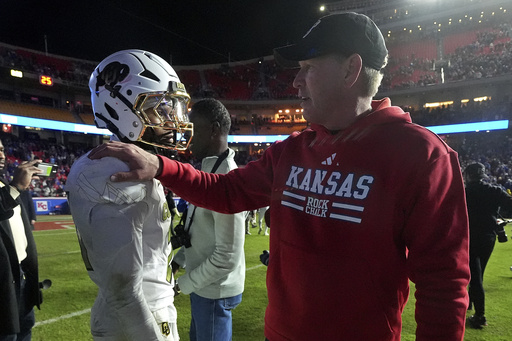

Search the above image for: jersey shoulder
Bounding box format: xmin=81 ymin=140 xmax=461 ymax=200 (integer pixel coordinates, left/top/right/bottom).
xmin=65 ymin=152 xmax=151 ymax=205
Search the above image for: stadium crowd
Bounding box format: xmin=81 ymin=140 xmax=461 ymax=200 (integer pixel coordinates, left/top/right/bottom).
xmin=0 ymin=44 xmax=95 ymax=90
xmin=1 ymin=21 xmax=511 ymax=103
xmin=1 ymin=98 xmax=512 ymax=200
xmin=381 ymin=24 xmax=512 ymax=91
xmin=410 ymin=98 xmax=512 ymax=127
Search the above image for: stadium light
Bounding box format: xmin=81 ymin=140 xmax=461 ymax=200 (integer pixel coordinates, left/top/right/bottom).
xmin=428 ymin=120 xmax=509 ymax=134
xmin=0 ymin=113 xmax=111 ymax=136
xmin=0 ymin=113 xmax=509 ymax=143
xmin=10 ymin=70 xmax=23 ymax=78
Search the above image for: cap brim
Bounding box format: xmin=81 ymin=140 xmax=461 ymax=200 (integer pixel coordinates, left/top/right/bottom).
xmin=274 ymin=42 xmax=338 ymax=69
xmin=273 ymin=45 xmax=303 ymax=69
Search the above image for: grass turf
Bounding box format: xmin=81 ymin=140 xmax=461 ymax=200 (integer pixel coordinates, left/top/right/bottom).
xmin=31 ymin=215 xmax=512 ymax=340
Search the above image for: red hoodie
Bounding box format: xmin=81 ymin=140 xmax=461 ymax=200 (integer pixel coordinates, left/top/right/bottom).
xmin=158 ymin=98 xmax=470 ymax=340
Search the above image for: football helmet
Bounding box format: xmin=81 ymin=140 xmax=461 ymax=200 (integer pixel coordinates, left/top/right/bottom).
xmin=89 ymin=49 xmax=193 ymax=150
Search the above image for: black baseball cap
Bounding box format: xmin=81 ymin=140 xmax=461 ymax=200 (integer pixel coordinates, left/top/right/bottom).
xmin=274 ymin=12 xmax=388 ymax=71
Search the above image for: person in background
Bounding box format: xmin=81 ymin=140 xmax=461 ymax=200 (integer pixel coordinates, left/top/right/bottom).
xmin=257 ymin=206 xmax=269 ymax=235
xmin=19 ymin=190 xmax=36 ymax=230
xmin=245 ymin=210 xmax=257 ymax=235
xmin=0 ymin=138 xmax=43 ymax=341
xmin=260 ymin=208 xmax=271 ymax=266
xmin=88 ymin=12 xmax=470 ymax=341
xmin=464 ymin=162 xmax=512 ymax=329
xmin=65 ymin=49 xmax=193 ymax=341
xmin=171 ymin=98 xmax=246 ymax=341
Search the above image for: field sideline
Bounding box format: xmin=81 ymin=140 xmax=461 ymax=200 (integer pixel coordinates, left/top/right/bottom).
xmin=31 ymin=215 xmax=512 ymax=340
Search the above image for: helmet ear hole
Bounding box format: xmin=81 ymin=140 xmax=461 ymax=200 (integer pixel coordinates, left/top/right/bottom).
xmin=104 ymin=103 xmax=119 ymax=120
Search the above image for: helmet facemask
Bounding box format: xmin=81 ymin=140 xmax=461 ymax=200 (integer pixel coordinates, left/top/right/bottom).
xmin=135 ymin=81 xmax=193 ymax=151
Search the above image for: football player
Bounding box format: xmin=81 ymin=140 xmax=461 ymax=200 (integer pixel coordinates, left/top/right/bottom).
xmin=66 ymin=49 xmax=192 ymax=340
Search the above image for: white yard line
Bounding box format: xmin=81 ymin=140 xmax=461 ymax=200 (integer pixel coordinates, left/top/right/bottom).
xmin=246 ymin=264 xmax=265 ymax=271
xmin=38 ymin=250 xmax=81 ymax=258
xmin=34 ymin=231 xmax=76 ymax=236
xmin=34 ymin=263 xmax=267 ymax=327
xmin=34 ymin=308 xmax=91 ymax=327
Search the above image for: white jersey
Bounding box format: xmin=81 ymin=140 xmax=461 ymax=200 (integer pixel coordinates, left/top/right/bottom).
xmin=66 ymin=152 xmax=178 ymax=341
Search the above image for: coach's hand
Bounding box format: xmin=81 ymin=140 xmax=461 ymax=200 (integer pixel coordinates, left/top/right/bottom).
xmin=88 ymin=141 xmax=162 ymax=182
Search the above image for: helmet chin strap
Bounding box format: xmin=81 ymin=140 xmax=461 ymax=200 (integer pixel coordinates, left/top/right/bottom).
xmin=134 ymin=127 xmax=173 ymax=155
xmin=132 ymin=140 xmax=158 ymax=153
xmin=132 ymin=140 xmax=176 ymax=158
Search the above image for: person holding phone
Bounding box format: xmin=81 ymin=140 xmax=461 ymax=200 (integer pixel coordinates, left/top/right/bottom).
xmin=0 ymin=138 xmax=44 ymax=341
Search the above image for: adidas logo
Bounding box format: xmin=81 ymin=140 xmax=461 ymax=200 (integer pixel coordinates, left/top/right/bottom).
xmin=321 ymin=153 xmax=337 ymax=166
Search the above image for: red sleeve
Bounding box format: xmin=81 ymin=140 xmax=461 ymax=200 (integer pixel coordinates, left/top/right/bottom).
xmin=156 ymin=149 xmax=275 ymax=213
xmin=404 ymin=151 xmax=470 ymax=340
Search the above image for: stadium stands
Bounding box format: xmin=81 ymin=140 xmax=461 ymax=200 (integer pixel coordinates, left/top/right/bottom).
xmin=1 ymin=0 xmax=512 ymax=198
xmin=0 ymin=100 xmax=76 ymax=122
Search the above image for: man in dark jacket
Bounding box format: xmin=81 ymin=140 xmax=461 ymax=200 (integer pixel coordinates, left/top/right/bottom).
xmin=0 ymin=139 xmax=44 ymax=340
xmin=19 ymin=190 xmax=36 ymax=230
xmin=464 ymin=162 xmax=512 ymax=329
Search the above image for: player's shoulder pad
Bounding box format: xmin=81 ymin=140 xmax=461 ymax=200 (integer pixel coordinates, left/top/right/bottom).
xmin=65 ymin=152 xmax=152 ymax=205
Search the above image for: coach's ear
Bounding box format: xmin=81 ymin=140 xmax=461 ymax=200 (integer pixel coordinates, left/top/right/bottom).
xmin=343 ymin=53 xmax=363 ymax=89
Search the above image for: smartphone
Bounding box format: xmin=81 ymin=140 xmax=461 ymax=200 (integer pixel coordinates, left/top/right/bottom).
xmin=37 ymin=162 xmax=58 ymax=177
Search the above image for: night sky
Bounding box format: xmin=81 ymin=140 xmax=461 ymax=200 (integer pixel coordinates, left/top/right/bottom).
xmin=1 ymin=0 xmax=322 ymax=65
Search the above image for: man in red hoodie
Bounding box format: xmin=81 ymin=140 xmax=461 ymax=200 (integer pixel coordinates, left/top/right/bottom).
xmin=89 ymin=12 xmax=470 ymax=341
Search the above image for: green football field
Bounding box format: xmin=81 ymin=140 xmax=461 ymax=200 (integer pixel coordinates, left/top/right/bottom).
xmin=31 ymin=215 xmax=512 ymax=340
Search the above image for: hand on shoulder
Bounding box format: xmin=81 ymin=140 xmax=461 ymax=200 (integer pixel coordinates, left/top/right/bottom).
xmin=88 ymin=141 xmax=161 ymax=182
